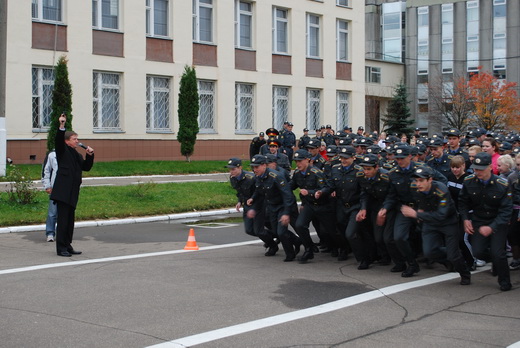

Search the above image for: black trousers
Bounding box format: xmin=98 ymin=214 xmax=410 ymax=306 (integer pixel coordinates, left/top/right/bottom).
xmin=56 ymin=201 xmax=76 ymax=254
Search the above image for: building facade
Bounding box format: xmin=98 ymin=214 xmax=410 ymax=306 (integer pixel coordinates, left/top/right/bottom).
xmin=2 ymin=0 xmax=367 ymax=164
xmin=366 ymin=0 xmax=520 ymax=135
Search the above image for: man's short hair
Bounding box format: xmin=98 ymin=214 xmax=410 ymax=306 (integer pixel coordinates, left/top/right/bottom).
xmin=64 ymin=131 xmax=78 ymax=140
xmin=450 ymin=155 xmax=465 ymax=168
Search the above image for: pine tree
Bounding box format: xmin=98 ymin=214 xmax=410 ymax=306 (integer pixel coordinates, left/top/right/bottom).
xmin=381 ymin=81 xmax=414 ymax=137
xmin=47 ymin=55 xmax=73 ymax=151
xmin=177 ymin=66 xmax=199 ymax=161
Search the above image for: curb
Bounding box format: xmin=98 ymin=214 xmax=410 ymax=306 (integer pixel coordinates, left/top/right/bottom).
xmin=0 ymin=208 xmax=238 ymax=234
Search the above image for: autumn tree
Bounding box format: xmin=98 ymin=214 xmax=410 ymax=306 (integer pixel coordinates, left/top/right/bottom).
xmin=468 ymin=70 xmax=520 ymax=131
xmin=381 ymin=81 xmax=414 ymax=137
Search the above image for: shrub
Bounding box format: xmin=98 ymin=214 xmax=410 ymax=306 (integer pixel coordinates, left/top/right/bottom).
xmin=6 ymin=166 xmax=38 ymax=204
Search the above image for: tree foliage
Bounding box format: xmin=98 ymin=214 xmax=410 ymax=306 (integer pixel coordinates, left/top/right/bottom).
xmin=468 ymin=70 xmax=520 ymax=131
xmin=381 ymin=81 xmax=414 ymax=137
xmin=177 ymin=66 xmax=199 ymax=161
xmin=47 ymin=55 xmax=73 ymax=152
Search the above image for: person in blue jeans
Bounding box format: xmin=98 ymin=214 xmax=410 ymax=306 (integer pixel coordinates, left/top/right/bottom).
xmin=41 ymin=150 xmax=58 ymax=242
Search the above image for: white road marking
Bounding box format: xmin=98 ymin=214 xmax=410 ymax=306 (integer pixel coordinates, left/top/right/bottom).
xmin=144 ymin=268 xmax=491 ymax=348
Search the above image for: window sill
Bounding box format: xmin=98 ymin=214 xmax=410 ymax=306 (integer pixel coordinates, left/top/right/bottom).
xmin=199 ymin=129 xmax=217 ymax=134
xmin=235 ymin=130 xmax=256 ymax=135
xmin=93 ymin=129 xmax=125 ymax=134
xmin=193 ymin=41 xmax=216 ymax=46
xmin=146 ymin=35 xmax=172 ymax=41
xmin=92 ymin=28 xmax=123 ymax=34
xmin=146 ymin=130 xmax=174 ymax=134
xmin=32 ymin=128 xmax=50 ymax=133
xmin=32 ymin=20 xmax=66 ymax=26
xmin=272 ymin=52 xmax=291 ymax=56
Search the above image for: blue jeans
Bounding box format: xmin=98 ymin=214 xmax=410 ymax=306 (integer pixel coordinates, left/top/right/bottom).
xmin=45 ymin=199 xmax=57 ymax=236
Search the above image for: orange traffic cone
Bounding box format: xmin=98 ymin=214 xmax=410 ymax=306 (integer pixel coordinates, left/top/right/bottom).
xmin=184 ymin=228 xmax=199 ymax=250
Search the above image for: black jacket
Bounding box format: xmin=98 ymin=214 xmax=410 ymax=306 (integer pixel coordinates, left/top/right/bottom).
xmin=50 ymin=129 xmax=94 ymax=208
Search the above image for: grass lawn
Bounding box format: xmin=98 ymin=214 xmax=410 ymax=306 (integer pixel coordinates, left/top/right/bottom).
xmin=1 ymin=160 xmax=251 ymax=181
xmin=0 ymin=182 xmax=237 ymax=227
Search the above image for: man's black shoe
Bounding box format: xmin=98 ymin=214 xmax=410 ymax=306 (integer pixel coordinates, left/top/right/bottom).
xmin=283 ymin=255 xmax=295 ymax=262
xmin=68 ymin=249 xmax=82 ymax=255
xmin=460 ymin=272 xmax=471 ymax=285
xmin=401 ymin=263 xmax=420 ymax=278
xmin=265 ymin=244 xmax=279 ymax=256
xmin=390 ymin=264 xmax=406 ymax=272
xmin=358 ymin=260 xmax=370 ymax=270
xmin=500 ymin=282 xmax=512 ymax=291
xmin=293 ymin=240 xmax=302 ymax=256
xmin=57 ymin=251 xmax=71 ymax=257
xmin=298 ymin=250 xmax=314 ymax=263
xmin=312 ymin=245 xmax=320 ymax=253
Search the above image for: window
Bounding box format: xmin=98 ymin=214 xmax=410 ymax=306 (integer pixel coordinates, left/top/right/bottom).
xmin=382 ymin=2 xmax=404 ymax=62
xmin=32 ymin=67 xmax=55 ymax=130
xmin=337 ymin=0 xmax=349 ymax=7
xmin=146 ymin=0 xmax=169 ymax=37
xmin=146 ymin=76 xmax=171 ymax=132
xmin=272 ymin=7 xmax=288 ymax=54
xmin=336 ymin=91 xmax=349 ymax=130
xmin=235 ymin=1 xmax=253 ymax=49
xmin=306 ymin=14 xmax=320 ymax=58
xmin=493 ymin=0 xmax=507 ymax=71
xmin=198 ymin=80 xmax=216 ymax=133
xmin=235 ymin=83 xmax=254 ymax=133
xmin=93 ymin=72 xmax=121 ymax=131
xmin=92 ymin=0 xmax=119 ymax=30
xmin=417 ymin=6 xmax=429 ymax=75
xmin=336 ymin=19 xmax=349 ymax=62
xmin=272 ymin=86 xmax=289 ymax=131
xmin=441 ymin=4 xmax=453 ymax=74
xmin=467 ymin=1 xmax=479 ymax=72
xmin=365 ymin=66 xmax=381 ymax=83
xmin=32 ymin=0 xmax=62 ymax=22
xmin=193 ymin=0 xmax=213 ymax=43
xmin=306 ymin=89 xmax=321 ymax=131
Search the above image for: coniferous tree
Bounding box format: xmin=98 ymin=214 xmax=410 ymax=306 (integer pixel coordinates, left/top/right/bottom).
xmin=47 ymin=56 xmax=73 ymax=151
xmin=381 ymin=81 xmax=414 ymax=137
xmin=177 ymin=66 xmax=199 ymax=161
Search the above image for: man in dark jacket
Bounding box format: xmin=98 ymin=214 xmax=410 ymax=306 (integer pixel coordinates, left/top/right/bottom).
xmin=51 ymin=114 xmax=94 ymax=257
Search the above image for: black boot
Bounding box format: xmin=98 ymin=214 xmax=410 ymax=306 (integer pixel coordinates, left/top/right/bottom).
xmin=460 ymin=271 xmax=471 ymax=285
xmin=401 ymin=261 xmax=420 ymax=277
xmin=298 ymin=248 xmax=314 ymax=263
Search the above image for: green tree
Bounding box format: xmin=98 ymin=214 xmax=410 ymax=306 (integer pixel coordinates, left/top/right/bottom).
xmin=47 ymin=55 xmax=73 ymax=151
xmin=177 ymin=66 xmax=199 ymax=161
xmin=381 ymin=81 xmax=414 ymax=137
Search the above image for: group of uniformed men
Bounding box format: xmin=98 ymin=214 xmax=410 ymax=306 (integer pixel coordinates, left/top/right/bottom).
xmin=232 ymin=124 xmax=519 ymax=291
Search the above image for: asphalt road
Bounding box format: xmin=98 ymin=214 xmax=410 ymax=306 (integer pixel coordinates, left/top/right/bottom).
xmin=1 ymin=214 xmax=519 ymax=348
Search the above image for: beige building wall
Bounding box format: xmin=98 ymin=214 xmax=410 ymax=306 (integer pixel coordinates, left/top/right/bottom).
xmin=4 ymin=0 xmax=366 ymax=163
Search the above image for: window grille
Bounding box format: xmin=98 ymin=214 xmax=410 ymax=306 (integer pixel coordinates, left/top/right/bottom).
xmin=198 ymin=80 xmax=216 ymax=132
xmin=272 ymin=86 xmax=289 ymax=130
xmin=306 ymin=89 xmax=321 ymax=131
xmin=235 ymin=83 xmax=254 ymax=133
xmin=146 ymin=76 xmax=171 ymax=132
xmin=32 ymin=67 xmax=55 ymax=130
xmin=93 ymin=72 xmax=121 ymax=131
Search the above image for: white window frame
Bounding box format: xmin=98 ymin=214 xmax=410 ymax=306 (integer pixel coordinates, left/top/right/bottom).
xmin=93 ymin=71 xmax=122 ymax=132
xmin=92 ymin=0 xmax=119 ymax=30
xmin=235 ymin=83 xmax=255 ymax=134
xmin=193 ymin=0 xmax=213 ymax=43
xmin=365 ymin=66 xmax=381 ymax=84
xmin=336 ymin=19 xmax=349 ymax=62
xmin=32 ymin=0 xmax=62 ymax=23
xmin=198 ymin=80 xmax=216 ymax=133
xmin=337 ymin=0 xmax=349 ymax=7
xmin=32 ymin=66 xmax=55 ymax=131
xmin=235 ymin=1 xmax=253 ymax=49
xmin=146 ymin=0 xmax=169 ymax=37
xmin=146 ymin=76 xmax=171 ymax=133
xmin=272 ymin=7 xmax=288 ymax=54
xmin=336 ymin=91 xmax=350 ymax=130
xmin=306 ymin=89 xmax=321 ymax=131
xmin=306 ymin=13 xmax=321 ymax=58
xmin=272 ymin=86 xmax=289 ymax=131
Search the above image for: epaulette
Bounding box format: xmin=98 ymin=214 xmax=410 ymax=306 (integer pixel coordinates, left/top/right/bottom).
xmin=464 ymin=174 xmax=475 ymax=181
xmin=356 ymin=171 xmax=364 ymax=177
xmin=310 ymin=167 xmax=321 ymax=174
xmin=388 ymin=167 xmax=397 ymax=173
xmin=497 ymin=177 xmax=508 ymax=187
xmin=332 ymin=163 xmax=342 ymax=168
xmin=354 ymin=164 xmax=362 ymax=170
xmin=433 ymin=188 xmax=445 ymax=197
xmin=318 ymin=157 xmax=327 ymax=163
xmin=447 ymin=154 xmax=454 ymax=160
xmin=245 ymin=172 xmax=255 ymax=179
xmin=414 ymin=162 xmax=426 ymax=168
xmin=269 ymin=171 xmax=278 ymax=178
xmin=380 ymin=173 xmax=389 ymax=181
xmin=383 ymin=162 xmax=394 ymax=170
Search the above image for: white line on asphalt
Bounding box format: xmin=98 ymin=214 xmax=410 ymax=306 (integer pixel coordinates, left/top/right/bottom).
xmin=0 ymin=240 xmax=260 ymax=276
xmin=508 ymin=342 xmax=520 ymax=348
xmin=144 ymin=268 xmax=491 ymax=348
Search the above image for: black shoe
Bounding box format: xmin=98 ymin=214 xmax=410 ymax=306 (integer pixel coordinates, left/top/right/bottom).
xmin=293 ymin=240 xmax=302 ymax=256
xmin=312 ymin=245 xmax=320 ymax=253
xmin=298 ymin=250 xmax=314 ymax=263
xmin=337 ymin=250 xmax=349 ymax=261
xmin=283 ymin=254 xmax=296 ymax=262
xmin=57 ymin=251 xmax=71 ymax=257
xmin=265 ymin=244 xmax=279 ymax=256
xmin=390 ymin=263 xmax=406 ymax=272
xmin=470 ymin=261 xmax=477 ymax=271
xmin=460 ymin=272 xmax=471 ymax=285
xmin=68 ymin=249 xmax=82 ymax=255
xmin=500 ymin=282 xmax=512 ymax=291
xmin=401 ymin=263 xmax=420 ymax=278
xmin=358 ymin=260 xmax=370 ymax=270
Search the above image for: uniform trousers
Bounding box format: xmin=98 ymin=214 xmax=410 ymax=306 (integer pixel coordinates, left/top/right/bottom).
xmin=243 ymin=205 xmax=276 ymax=246
xmin=391 ymin=210 xmax=417 ymax=264
xmin=422 ymin=223 xmax=468 ymax=273
xmin=337 ymin=204 xmax=371 ymax=262
xmin=470 ymin=221 xmax=511 ymax=286
xmin=296 ymin=204 xmax=335 ymax=249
